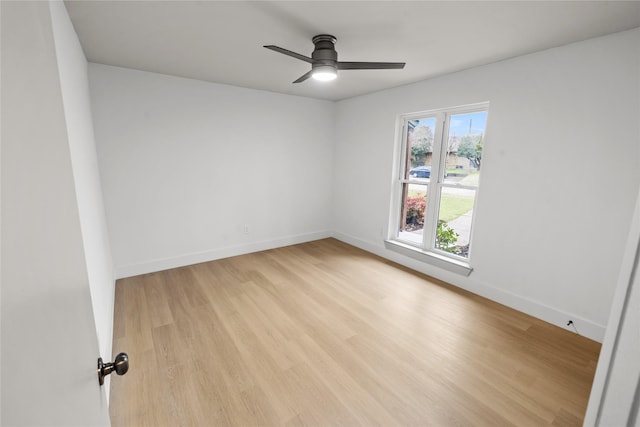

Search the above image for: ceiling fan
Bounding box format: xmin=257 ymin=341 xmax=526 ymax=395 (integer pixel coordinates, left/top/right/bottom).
xmin=264 ymin=34 xmax=406 ymax=84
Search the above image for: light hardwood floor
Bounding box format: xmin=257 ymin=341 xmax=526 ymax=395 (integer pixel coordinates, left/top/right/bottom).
xmin=110 ymin=238 xmax=600 ymax=426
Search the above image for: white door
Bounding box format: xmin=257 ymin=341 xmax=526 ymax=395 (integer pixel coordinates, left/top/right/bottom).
xmin=584 ymin=188 xmax=640 ymax=426
xmin=1 ymin=1 xmax=111 ymax=424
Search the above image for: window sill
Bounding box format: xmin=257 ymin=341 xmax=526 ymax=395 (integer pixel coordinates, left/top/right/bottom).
xmin=384 ymin=239 xmax=473 ymax=276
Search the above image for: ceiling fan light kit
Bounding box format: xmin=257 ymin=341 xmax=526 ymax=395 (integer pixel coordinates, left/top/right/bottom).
xmin=264 ymin=34 xmax=405 ymax=84
xmin=311 ymin=65 xmax=337 ymax=81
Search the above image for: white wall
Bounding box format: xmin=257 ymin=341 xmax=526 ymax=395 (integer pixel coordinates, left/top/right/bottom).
xmin=1 ymin=1 xmax=109 ymax=424
xmin=49 ymin=1 xmax=115 ymax=393
xmin=89 ymin=64 xmax=335 ymax=278
xmin=332 ymin=28 xmax=640 ymax=342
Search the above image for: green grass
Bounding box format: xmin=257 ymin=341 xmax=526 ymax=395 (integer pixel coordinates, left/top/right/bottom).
xmin=407 ymin=189 xmax=474 ymax=222
xmin=446 ymin=168 xmax=469 ymax=176
xmin=439 ymin=194 xmax=474 ymax=222
xmin=459 ymin=172 xmax=479 ymax=186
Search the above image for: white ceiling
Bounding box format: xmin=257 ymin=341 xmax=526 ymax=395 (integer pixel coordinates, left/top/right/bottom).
xmin=64 ymin=1 xmax=640 ymax=101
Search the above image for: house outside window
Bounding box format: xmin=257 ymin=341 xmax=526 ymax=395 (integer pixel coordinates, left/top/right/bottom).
xmin=387 ymin=103 xmax=489 ymax=273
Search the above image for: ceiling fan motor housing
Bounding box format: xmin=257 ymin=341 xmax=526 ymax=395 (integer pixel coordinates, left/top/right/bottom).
xmin=311 ymin=34 xmax=338 ymax=71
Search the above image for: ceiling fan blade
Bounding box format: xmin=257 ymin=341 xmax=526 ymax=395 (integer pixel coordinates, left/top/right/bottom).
xmin=293 ymin=70 xmax=313 ymax=84
xmin=264 ymin=45 xmax=314 ymax=64
xmin=337 ymin=61 xmax=406 ymax=70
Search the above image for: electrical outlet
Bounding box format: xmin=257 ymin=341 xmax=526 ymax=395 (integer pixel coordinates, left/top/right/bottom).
xmin=243 ymin=224 xmax=249 ymax=234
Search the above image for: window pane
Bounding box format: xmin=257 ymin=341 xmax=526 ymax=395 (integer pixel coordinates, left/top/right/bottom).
xmin=404 ymin=118 xmax=436 ymax=181
xmin=397 ymin=183 xmax=428 ymax=246
xmin=445 ymin=111 xmax=487 ymax=187
xmin=435 ymin=187 xmax=476 ymax=258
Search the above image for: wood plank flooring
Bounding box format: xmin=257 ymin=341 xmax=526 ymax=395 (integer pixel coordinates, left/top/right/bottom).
xmin=110 ymin=238 xmax=601 ymax=426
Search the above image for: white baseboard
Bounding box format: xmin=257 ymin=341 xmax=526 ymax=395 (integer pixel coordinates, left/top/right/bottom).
xmin=114 ymin=230 xmax=332 ymax=279
xmin=331 ymin=231 xmax=606 ymax=343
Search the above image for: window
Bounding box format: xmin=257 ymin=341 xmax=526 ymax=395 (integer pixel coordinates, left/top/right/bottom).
xmin=387 ymin=103 xmax=488 ymax=273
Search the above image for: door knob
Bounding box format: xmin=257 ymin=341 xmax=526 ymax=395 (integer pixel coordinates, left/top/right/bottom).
xmin=97 ymin=352 xmax=129 ymax=386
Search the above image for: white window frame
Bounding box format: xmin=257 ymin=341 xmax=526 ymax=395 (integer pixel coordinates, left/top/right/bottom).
xmin=385 ymin=102 xmax=489 ymax=276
